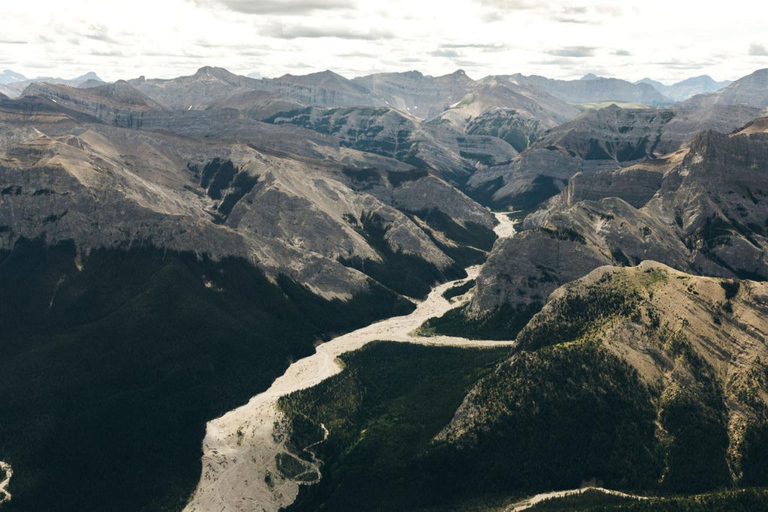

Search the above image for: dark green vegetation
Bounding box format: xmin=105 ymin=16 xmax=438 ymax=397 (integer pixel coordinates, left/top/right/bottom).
xmin=279 ymin=342 xmax=509 ymax=512
xmin=0 ymin=238 xmax=413 ymax=512
xmin=418 ymin=301 xmax=541 ymax=340
xmin=529 ymin=488 xmax=768 ymax=511
xmin=435 ymin=344 xmax=664 ymax=496
xmin=466 ymin=109 xmax=543 ymax=152
xmin=442 ymin=279 xmax=475 ymax=301
xmin=340 ymin=212 xmax=466 ymax=299
xmin=190 ymin=158 xmax=260 ymax=221
xmin=471 ymin=174 xmax=565 ymax=213
xmin=409 ymin=208 xmax=497 ymax=267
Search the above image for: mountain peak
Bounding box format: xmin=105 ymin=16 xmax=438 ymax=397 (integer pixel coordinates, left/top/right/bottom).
xmin=580 ymin=73 xmax=601 ymax=81
xmin=0 ymin=69 xmax=27 ymax=85
xmin=75 ymin=72 xmax=102 ymax=83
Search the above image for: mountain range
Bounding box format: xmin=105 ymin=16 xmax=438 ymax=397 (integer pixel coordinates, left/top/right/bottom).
xmin=1 ymin=63 xmax=768 ymax=512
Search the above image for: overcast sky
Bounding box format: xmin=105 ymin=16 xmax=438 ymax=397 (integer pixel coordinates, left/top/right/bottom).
xmin=1 ymin=0 xmax=767 ymax=84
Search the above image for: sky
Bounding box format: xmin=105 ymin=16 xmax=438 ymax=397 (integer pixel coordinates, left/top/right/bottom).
xmin=1 ymin=0 xmax=767 ymax=84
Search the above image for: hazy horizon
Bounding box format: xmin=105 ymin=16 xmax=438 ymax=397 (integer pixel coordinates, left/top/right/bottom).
xmin=1 ymin=0 xmax=767 ymax=84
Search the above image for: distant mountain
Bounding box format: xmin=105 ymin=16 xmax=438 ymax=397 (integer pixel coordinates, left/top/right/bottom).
xmin=260 ymin=70 xmax=376 ymax=107
xmin=127 ymin=66 xmax=260 ymax=109
xmin=637 ymin=75 xmax=731 ymax=102
xmin=503 ymin=73 xmax=671 ymax=105
xmin=0 ymin=69 xmax=27 ymax=84
xmin=3 ymin=71 xmax=103 ymax=96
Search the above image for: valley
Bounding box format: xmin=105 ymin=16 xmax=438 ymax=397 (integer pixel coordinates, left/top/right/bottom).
xmin=0 ymin=53 xmax=767 ymax=512
xmin=184 ymin=216 xmax=517 ymax=512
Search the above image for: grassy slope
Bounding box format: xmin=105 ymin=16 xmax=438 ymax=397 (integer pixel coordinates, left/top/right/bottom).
xmin=0 ymin=238 xmax=412 ymax=512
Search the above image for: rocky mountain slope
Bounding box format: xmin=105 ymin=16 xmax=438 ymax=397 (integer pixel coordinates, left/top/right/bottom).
xmin=277 ymin=262 xmax=768 ymax=510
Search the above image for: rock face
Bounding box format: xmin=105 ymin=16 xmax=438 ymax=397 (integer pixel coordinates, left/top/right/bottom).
xmin=439 ymin=262 xmax=768 ymax=495
xmin=564 ymin=167 xmax=664 ymax=208
xmin=637 ymin=75 xmax=732 ymax=102
xmin=505 ymin=73 xmax=671 ymax=105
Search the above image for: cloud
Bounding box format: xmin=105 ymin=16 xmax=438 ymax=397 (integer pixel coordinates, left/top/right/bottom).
xmin=261 ymin=23 xmax=393 ymax=40
xmin=537 ymin=57 xmax=576 ymax=66
xmin=191 ymin=0 xmax=356 ymax=15
xmin=653 ymin=58 xmax=716 ymax=70
xmin=473 ymin=0 xmax=538 ymax=9
xmin=90 ymin=49 xmax=125 ymax=57
xmin=546 ymin=46 xmax=595 ymax=58
xmin=562 ymin=6 xmax=587 ymax=14
xmin=430 ymin=49 xmax=460 ymax=58
xmin=749 ymin=43 xmax=768 ymax=56
xmin=84 ymin=24 xmax=118 ymax=44
xmin=554 ymin=17 xmax=591 ymax=24
xmin=441 ymin=43 xmax=506 ymax=52
xmin=614 ymin=49 xmax=631 ymax=56
xmin=0 ymin=39 xmax=28 ymax=45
